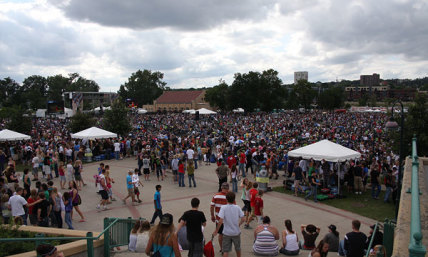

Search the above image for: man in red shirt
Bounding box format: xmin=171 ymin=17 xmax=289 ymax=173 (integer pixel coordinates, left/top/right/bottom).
xmin=238 ymin=151 xmax=246 ymax=178
xmin=210 ymin=182 xmax=229 ymax=252
xmin=244 ymin=182 xmax=258 ymax=229
xmin=226 ymin=154 xmax=237 ymax=169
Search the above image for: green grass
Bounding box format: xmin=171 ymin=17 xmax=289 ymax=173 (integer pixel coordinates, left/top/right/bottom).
xmin=272 ymin=186 xmax=395 ymax=222
xmin=12 ymin=163 xmax=31 ymax=173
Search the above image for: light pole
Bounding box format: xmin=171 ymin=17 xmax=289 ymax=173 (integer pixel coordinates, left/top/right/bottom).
xmin=385 ymin=100 xmax=404 ymax=219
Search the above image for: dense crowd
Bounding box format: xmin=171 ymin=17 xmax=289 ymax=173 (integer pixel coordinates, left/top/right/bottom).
xmin=0 ymin=111 xmax=397 ymax=257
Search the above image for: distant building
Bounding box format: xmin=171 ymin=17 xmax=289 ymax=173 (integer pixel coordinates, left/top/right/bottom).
xmin=360 ymin=73 xmax=380 ymax=93
xmin=63 ymin=91 xmax=118 ymax=114
xmin=345 ymin=85 xmax=389 ymax=100
xmin=294 ymin=71 xmax=308 ymax=84
xmin=143 ymin=90 xmax=211 ymax=112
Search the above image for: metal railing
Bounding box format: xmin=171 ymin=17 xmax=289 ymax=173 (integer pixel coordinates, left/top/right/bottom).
xmin=365 ymin=222 xmax=379 ymax=257
xmin=408 ymin=137 xmax=426 ymax=257
xmin=0 ymin=217 xmax=138 ymax=257
xmin=365 ymin=220 xmax=395 ymax=257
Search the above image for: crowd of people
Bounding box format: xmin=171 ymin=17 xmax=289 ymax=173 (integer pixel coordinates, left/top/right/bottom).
xmin=0 ymin=110 xmax=397 ymax=256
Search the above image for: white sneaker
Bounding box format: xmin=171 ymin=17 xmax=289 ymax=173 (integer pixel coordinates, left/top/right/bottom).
xmin=96 ymin=204 xmax=100 ymax=209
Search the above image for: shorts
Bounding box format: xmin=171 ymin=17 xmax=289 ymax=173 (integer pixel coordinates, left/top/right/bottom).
xmin=60 ymin=175 xmax=66 ymax=182
xmin=32 ymin=167 xmax=38 ymax=175
xmin=99 ymin=190 xmax=109 ymax=200
xmin=243 ymin=200 xmax=251 ymax=212
xmin=222 ymin=234 xmax=241 ymax=252
xmin=143 ymin=168 xmax=150 ymax=175
xmin=127 ymin=188 xmax=135 ymax=196
xmin=75 ymin=174 xmax=82 ymax=181
xmin=134 ymin=187 xmax=140 ymax=196
xmin=217 ymin=223 xmax=224 ymax=235
xmin=72 ymin=202 xmax=78 ymax=207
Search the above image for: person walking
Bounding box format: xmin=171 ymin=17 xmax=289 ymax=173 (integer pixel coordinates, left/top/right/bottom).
xmin=216 ymin=161 xmax=229 ymax=192
xmin=213 ymin=191 xmax=245 ymax=257
xmin=210 ymin=182 xmax=229 ymax=252
xmin=123 ymin=170 xmax=136 ymax=205
xmin=150 ymin=185 xmax=163 ymax=225
xmin=96 ymin=168 xmax=109 ymax=211
xmin=69 ymin=181 xmax=85 ymax=222
xmin=176 ymin=198 xmax=207 ymax=257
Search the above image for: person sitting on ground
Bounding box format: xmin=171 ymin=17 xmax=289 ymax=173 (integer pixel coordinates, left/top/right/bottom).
xmin=310 ymin=240 xmax=329 ymax=257
xmin=146 ymin=213 xmax=181 ymax=257
xmin=36 ymin=244 xmax=64 ymax=257
xmin=129 ymin=219 xmax=142 ymax=252
xmin=135 ymin=220 xmax=151 ymax=252
xmin=300 ymin=224 xmax=320 ymax=250
xmin=322 ymin=224 xmax=339 ymax=252
xmin=280 ymin=219 xmax=300 ymax=256
xmin=365 ymin=224 xmax=383 ymax=251
xmin=253 ymin=216 xmax=280 ymax=256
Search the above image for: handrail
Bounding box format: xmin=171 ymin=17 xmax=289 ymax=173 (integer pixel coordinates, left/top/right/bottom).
xmin=0 ymin=217 xmax=137 ymax=257
xmin=365 ymin=222 xmax=379 ymax=257
xmin=408 ymin=137 xmax=426 ymax=257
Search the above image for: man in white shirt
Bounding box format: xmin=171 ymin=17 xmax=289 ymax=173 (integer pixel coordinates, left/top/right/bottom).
xmin=9 ymin=187 xmax=40 ymax=225
xmin=213 ymin=191 xmax=245 ymax=257
xmin=132 ymin=170 xmax=143 ymax=203
xmin=32 ymin=154 xmax=40 ymax=181
xmin=96 ymin=169 xmax=109 ymax=211
xmin=186 ymin=147 xmax=194 ymax=161
xmin=114 ymin=141 xmax=120 ymax=160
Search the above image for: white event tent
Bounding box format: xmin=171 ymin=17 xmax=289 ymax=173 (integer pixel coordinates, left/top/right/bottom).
xmin=137 ymin=108 xmax=148 ymax=114
xmin=233 ymin=108 xmax=244 ymax=113
xmin=0 ymin=129 xmax=31 ymax=142
xmin=71 ymin=127 xmax=117 ymax=140
xmin=288 ymin=139 xmax=361 ymax=195
xmin=182 ymin=109 xmax=195 ymax=114
xmin=197 ymin=108 xmax=217 ymax=115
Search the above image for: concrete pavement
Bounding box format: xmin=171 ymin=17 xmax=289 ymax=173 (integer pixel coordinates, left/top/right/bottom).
xmin=64 ymin=158 xmax=375 ymax=256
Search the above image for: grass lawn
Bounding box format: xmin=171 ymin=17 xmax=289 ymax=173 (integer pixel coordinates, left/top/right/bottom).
xmin=272 ymin=186 xmax=396 ymax=222
xmin=13 ymin=163 xmax=31 ymax=173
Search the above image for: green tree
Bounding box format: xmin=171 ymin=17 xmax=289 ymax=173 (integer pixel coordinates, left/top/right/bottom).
xmin=228 ymin=69 xmax=285 ymax=112
xmin=205 ymin=80 xmax=229 ymax=111
xmin=47 ymin=74 xmax=70 ymax=103
xmin=0 ymin=77 xmax=22 ymax=107
xmin=67 ymin=73 xmax=100 ymax=92
xmin=118 ymin=69 xmax=166 ymax=107
xmin=4 ymin=106 xmax=32 ymax=134
xmin=47 ymin=73 xmax=99 ymax=103
xmin=317 ymin=87 xmax=345 ymax=110
xmin=102 ymin=100 xmax=132 ymax=136
xmin=291 ymin=80 xmax=316 ymax=110
xmin=69 ymin=111 xmax=96 ymax=133
xmin=21 ymin=75 xmax=48 ymax=109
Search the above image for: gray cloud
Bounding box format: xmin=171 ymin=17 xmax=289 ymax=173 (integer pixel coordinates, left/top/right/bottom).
xmin=298 ymin=0 xmax=428 ymax=62
xmin=50 ymin=0 xmax=277 ymax=31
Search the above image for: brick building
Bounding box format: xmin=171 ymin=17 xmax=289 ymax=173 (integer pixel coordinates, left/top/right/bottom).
xmin=143 ymin=90 xmax=212 ymax=112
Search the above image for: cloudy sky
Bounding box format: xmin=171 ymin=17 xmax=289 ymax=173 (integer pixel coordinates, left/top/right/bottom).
xmin=1 ymin=0 xmax=427 ymax=91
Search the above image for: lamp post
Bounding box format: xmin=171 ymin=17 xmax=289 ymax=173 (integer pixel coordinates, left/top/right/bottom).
xmin=385 ymin=100 xmax=404 ymax=219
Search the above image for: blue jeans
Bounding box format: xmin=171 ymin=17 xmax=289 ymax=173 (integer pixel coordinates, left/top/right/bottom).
xmin=371 ymin=183 xmax=381 ymax=198
xmin=194 ymin=159 xmax=198 ymax=169
xmin=232 ymin=177 xmax=238 ymax=192
xmin=115 ymin=151 xmax=120 ymax=160
xmin=384 ymin=186 xmax=392 ymax=202
xmin=239 ymin=163 xmax=246 ymax=177
xmin=65 ymin=212 xmax=73 ymax=229
xmin=338 ymin=239 xmax=346 ymax=256
xmin=150 ymin=209 xmax=163 ymax=224
xmin=188 ymin=174 xmax=196 ymax=187
xmin=179 ymin=173 xmax=185 ymax=187
xmin=305 ymin=185 xmax=318 ymax=202
xmin=20 ymin=214 xmax=27 ymax=225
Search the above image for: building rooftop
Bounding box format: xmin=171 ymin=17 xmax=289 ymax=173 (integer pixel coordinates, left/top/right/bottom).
xmin=156 ymin=90 xmax=204 ymax=104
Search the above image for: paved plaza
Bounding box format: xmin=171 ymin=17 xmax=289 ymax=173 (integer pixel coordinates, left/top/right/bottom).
xmin=68 ymin=158 xmax=375 ymax=256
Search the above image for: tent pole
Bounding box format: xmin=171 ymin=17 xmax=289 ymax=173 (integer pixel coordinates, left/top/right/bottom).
xmin=338 ymin=163 xmax=340 ymax=196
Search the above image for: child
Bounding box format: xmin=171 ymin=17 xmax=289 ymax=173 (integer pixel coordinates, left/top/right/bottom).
xmin=178 ymin=160 xmax=185 ymax=187
xmin=63 ymin=191 xmax=74 ymax=229
xmin=1 ymin=194 xmax=11 ymax=224
xmin=132 ymin=169 xmax=143 ymax=203
xmin=187 ymin=160 xmax=196 ymax=187
xmin=254 ymin=190 xmax=264 ymax=224
xmin=58 ymin=161 xmax=66 ymax=189
xmin=105 ymin=166 xmax=116 ymax=203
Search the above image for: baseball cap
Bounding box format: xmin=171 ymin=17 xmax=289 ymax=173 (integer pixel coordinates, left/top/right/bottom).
xmin=328 ymin=224 xmax=336 ymax=231
xmin=160 ymin=213 xmax=173 ymax=225
xmin=221 ymin=182 xmax=229 ymax=189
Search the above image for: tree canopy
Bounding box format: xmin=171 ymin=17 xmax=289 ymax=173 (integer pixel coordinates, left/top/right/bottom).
xmin=102 ymin=99 xmax=132 ymax=137
xmin=118 ymin=69 xmax=166 ymax=107
xmin=317 ymin=87 xmax=344 ymax=110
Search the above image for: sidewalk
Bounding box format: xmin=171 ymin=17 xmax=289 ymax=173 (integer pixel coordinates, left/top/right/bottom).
xmin=70 ymin=158 xmax=375 ymax=256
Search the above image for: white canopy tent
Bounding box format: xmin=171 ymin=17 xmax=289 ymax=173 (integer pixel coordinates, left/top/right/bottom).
xmin=182 ymin=109 xmax=195 ymax=114
xmin=197 ymin=108 xmax=217 ymax=115
xmin=137 ymin=108 xmax=148 ymax=114
xmin=0 ymin=129 xmax=31 ymax=142
xmin=71 ymin=127 xmax=117 ymax=140
xmin=288 ymin=139 xmax=361 ymax=195
xmin=233 ymin=108 xmax=244 ymax=113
